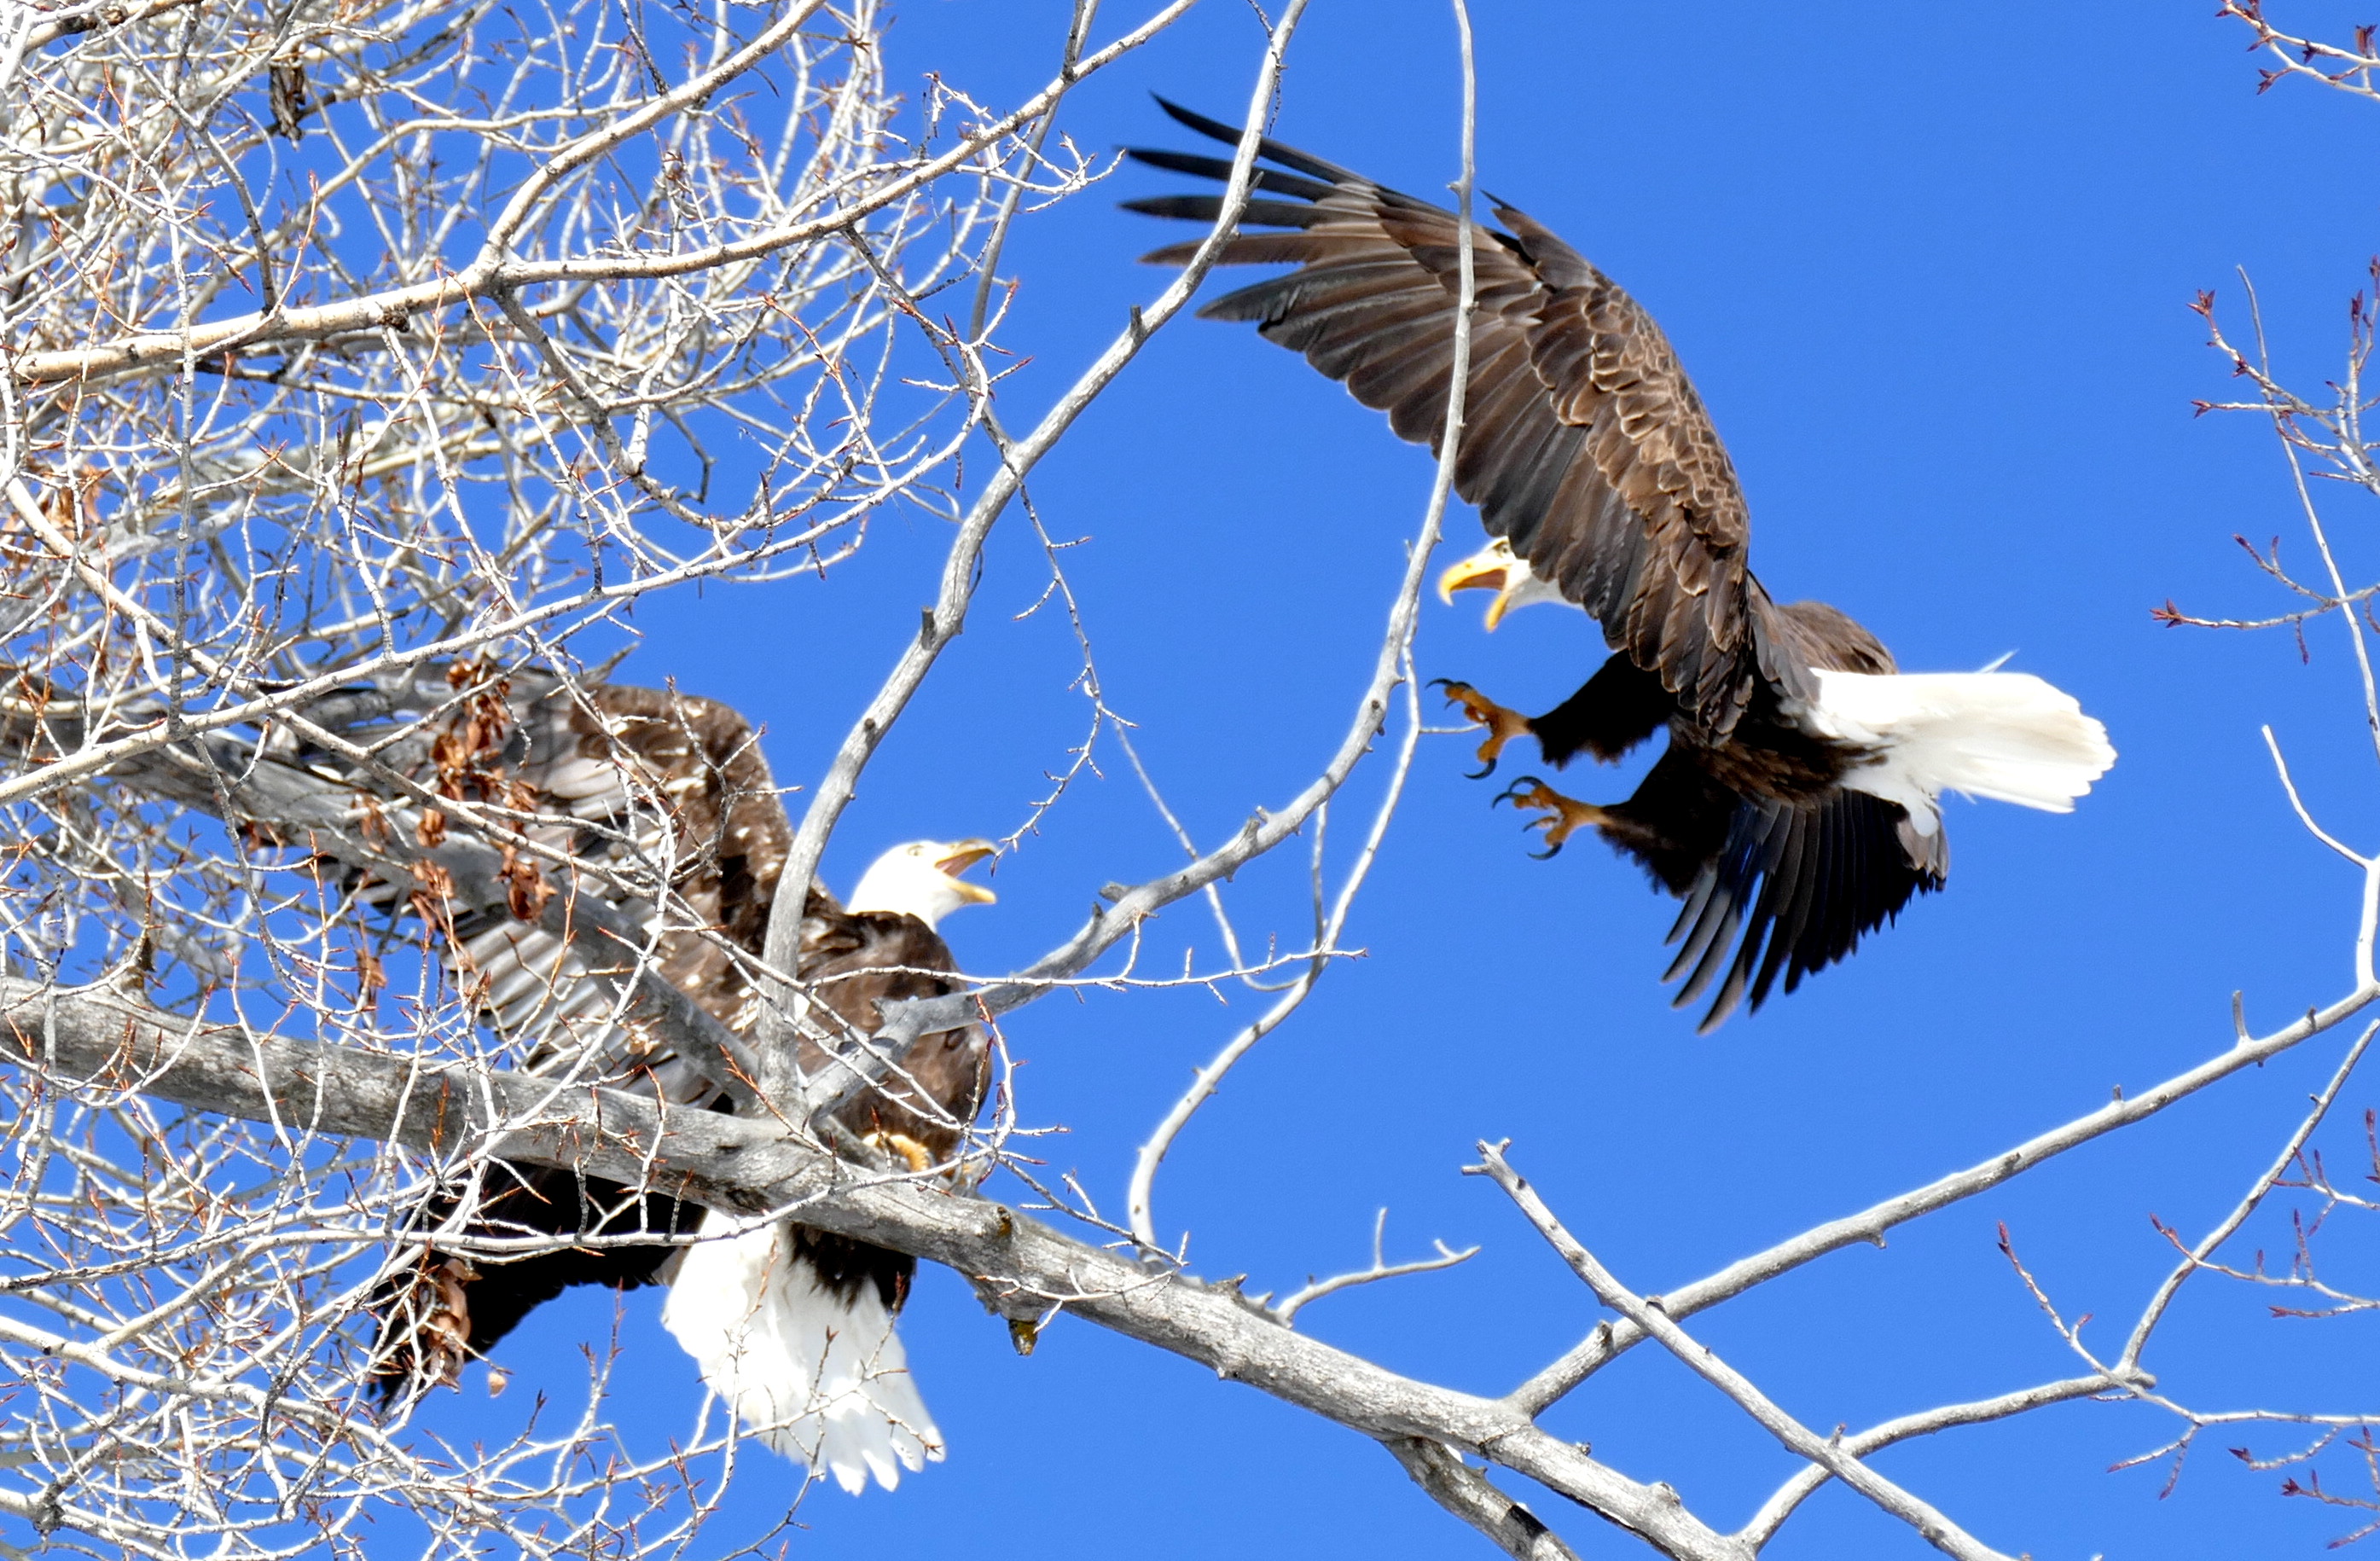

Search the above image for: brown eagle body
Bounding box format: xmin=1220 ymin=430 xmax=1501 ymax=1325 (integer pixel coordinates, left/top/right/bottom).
xmin=369 ymin=676 xmax=986 ymax=1399
xmin=1129 ymin=101 xmax=2113 ymax=1028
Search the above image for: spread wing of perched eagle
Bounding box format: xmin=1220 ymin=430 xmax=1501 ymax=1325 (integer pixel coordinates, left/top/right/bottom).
xmin=363 ymin=672 xmax=994 ymax=1494
xmin=1127 ymin=100 xmax=2115 ymax=1030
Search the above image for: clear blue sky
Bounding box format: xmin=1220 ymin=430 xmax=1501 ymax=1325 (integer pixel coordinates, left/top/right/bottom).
xmin=405 ymin=3 xmax=2380 ymax=1554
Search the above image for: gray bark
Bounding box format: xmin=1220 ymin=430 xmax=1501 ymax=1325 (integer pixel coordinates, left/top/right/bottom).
xmin=0 ymin=977 xmax=1743 ymax=1561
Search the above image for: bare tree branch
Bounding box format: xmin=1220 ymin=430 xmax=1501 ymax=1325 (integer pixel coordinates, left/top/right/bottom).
xmin=0 ymin=978 xmax=1751 ymax=1561
xmin=1388 ymin=1436 xmax=1583 ymax=1561
xmin=1509 ymin=984 xmax=2377 ymax=1415
xmin=1474 ymin=1142 xmax=2016 ymax=1561
xmin=1274 ymin=1209 xmax=1479 ymax=1328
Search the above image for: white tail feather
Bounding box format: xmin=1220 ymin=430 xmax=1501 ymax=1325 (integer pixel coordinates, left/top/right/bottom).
xmin=661 ymin=1211 xmax=943 ymax=1494
xmin=1804 ymin=670 xmax=2116 ymax=833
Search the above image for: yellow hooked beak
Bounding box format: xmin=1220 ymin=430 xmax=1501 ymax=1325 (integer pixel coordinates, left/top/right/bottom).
xmin=934 ymin=839 xmax=999 ymax=904
xmin=1437 ymin=555 xmax=1516 ymax=630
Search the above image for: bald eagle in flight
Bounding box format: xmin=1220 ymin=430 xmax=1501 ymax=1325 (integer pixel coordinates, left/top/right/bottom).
xmin=367 ymin=674 xmax=994 ymax=1494
xmin=1127 ymin=101 xmax=2114 ymax=1030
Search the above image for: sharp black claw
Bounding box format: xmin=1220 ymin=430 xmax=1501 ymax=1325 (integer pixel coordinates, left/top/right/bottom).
xmin=1493 ymin=776 xmax=1543 ymax=808
xmin=1466 ymin=757 xmax=1500 ymax=781
xmin=1528 ymin=840 xmax=1564 ymax=862
xmin=1426 ymin=676 xmax=1460 ymax=693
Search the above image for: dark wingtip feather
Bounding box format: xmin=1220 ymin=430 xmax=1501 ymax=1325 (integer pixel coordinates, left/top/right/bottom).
xmin=1692 ymin=984 xmax=1743 ymax=1036
xmin=1118 ymin=194 xmax=1326 ymax=229
xmin=1117 ymin=194 xmax=1202 ymax=219
xmin=1148 ymin=95 xmax=1362 ymax=184
xmin=1123 ymin=147 xmax=1338 ymax=204
xmin=1152 ymin=94 xmax=1243 ymax=146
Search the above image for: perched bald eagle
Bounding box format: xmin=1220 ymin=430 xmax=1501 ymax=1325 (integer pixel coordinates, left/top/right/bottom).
xmin=1127 ymin=101 xmax=2114 ymax=1030
xmin=365 ymin=673 xmax=994 ymax=1493
xmin=660 ymin=839 xmax=994 ymax=1496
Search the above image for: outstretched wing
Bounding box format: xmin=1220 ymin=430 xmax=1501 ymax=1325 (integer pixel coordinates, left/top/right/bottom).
xmin=309 ymin=669 xmax=792 ymax=1091
xmin=1662 ymin=790 xmax=1944 ymax=1034
xmin=1127 ymin=99 xmax=1797 ymax=734
xmin=441 ymin=678 xmax=791 ymax=1071
xmin=365 ymin=672 xmax=792 ymax=1396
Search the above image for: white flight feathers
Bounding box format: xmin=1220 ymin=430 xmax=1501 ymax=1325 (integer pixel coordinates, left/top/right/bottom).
xmin=1797 ymin=669 xmax=2116 ymax=834
xmin=661 ymin=1219 xmax=943 ymax=1495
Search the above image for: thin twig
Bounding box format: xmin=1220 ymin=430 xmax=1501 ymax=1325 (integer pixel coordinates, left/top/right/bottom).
xmin=1274 ymin=1208 xmax=1480 ymax=1327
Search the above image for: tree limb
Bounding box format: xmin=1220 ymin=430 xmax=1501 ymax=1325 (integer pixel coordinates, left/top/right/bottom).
xmin=0 ymin=978 xmax=1750 ymax=1561
xmin=1387 ymin=1437 xmax=1582 ymax=1561
xmin=1509 ymin=984 xmax=2377 ymax=1414
xmin=1474 ymin=1142 xmax=2011 ymax=1561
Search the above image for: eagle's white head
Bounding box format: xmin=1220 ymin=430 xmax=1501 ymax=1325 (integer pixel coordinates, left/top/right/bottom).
xmin=846 ymin=839 xmax=999 ymax=931
xmin=1437 ymin=537 xmax=1570 ymax=630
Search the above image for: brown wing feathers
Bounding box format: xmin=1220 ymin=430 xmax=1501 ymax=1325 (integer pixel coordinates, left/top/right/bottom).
xmin=370 ymin=679 xmax=788 ymax=1397
xmin=1125 ymin=97 xmax=1768 ymax=734
xmin=793 ymin=894 xmax=988 ymax=1175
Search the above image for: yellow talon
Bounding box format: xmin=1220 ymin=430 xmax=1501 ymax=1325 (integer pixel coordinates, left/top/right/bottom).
xmin=867 ymin=1131 xmax=936 ymax=1175
xmin=1494 ymin=776 xmax=1608 ymax=859
xmin=1432 ymin=679 xmax=1534 ymax=778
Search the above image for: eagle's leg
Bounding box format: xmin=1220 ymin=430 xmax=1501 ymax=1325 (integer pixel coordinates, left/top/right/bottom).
xmin=376 ymin=1254 xmax=477 ymax=1401
xmin=1494 ymin=776 xmax=1609 ymax=860
xmin=866 ymin=1130 xmax=936 ymax=1175
xmin=1432 ymin=680 xmax=1534 ymax=778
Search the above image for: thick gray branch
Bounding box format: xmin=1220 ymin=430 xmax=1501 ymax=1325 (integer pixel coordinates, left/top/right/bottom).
xmin=1388 ymin=1438 xmax=1582 ymax=1561
xmin=0 ymin=980 xmax=1744 ymax=1561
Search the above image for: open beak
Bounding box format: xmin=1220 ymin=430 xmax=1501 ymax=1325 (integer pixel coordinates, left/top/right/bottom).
xmin=934 ymin=839 xmax=999 ymax=904
xmin=1438 ymin=555 xmax=1516 ymax=630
